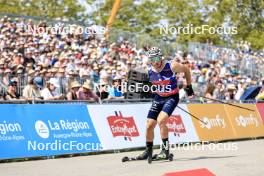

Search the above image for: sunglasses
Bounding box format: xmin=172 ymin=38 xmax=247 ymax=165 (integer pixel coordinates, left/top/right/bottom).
xmin=149 ymin=56 xmax=161 ymax=62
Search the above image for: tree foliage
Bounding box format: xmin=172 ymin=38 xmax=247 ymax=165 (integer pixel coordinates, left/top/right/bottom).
xmin=92 ymin=0 xmax=264 ymax=49
xmin=0 ymin=0 xmax=87 ymax=22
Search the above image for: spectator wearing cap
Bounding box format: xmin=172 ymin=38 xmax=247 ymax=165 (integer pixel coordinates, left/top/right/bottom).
xmin=78 ymin=81 xmax=99 ymax=102
xmin=4 ymin=80 xmax=20 ymax=100
xmin=16 ymin=64 xmax=25 ymax=75
xmin=225 ymin=84 xmax=237 ymax=100
xmin=108 ymin=76 xmax=124 ymax=99
xmin=41 ymin=78 xmax=64 ymax=100
xmin=22 ymin=77 xmax=42 ymax=100
xmin=67 ymin=81 xmax=81 ymax=100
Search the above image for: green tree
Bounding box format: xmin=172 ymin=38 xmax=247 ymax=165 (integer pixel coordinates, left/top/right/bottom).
xmin=0 ymin=0 xmax=87 ymax=22
xmin=92 ymin=0 xmax=263 ymax=50
xmin=198 ymin=0 xmax=264 ymax=49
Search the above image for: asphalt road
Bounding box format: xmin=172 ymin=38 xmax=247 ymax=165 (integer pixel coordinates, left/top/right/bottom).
xmin=1 ymin=139 xmax=264 ymax=176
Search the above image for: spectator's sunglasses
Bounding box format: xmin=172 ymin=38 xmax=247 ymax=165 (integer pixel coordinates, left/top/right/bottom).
xmin=149 ymin=56 xmax=161 ymax=62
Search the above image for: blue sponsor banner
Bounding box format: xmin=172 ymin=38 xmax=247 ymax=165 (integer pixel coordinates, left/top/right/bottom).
xmin=0 ymin=104 xmax=101 ymax=159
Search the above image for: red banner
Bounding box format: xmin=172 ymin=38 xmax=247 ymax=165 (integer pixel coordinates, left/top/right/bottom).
xmin=166 ymin=115 xmax=186 ymax=137
xmin=256 ymin=103 xmax=264 ymax=124
xmin=107 ymin=111 xmax=139 ymax=141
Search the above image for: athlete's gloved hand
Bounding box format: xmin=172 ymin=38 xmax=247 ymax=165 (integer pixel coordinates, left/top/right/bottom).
xmin=185 ymin=84 xmax=194 ymax=96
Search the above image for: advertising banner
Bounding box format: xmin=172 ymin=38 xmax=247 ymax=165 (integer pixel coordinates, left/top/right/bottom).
xmin=167 ymin=104 xmax=199 ymax=144
xmin=224 ymin=104 xmax=264 ymax=138
xmin=88 ymin=104 xmax=153 ymax=150
xmin=88 ymin=104 xmax=199 ymax=150
xmin=187 ymin=104 xmax=236 ymax=141
xmin=256 ymin=103 xmax=264 ymax=124
xmin=0 ymin=104 xmax=101 ymax=160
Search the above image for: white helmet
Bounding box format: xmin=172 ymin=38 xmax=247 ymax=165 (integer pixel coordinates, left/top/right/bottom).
xmin=147 ymin=47 xmax=162 ymax=58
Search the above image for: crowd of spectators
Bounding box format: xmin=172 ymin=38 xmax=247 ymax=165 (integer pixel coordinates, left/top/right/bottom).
xmin=0 ymin=16 xmax=263 ymax=102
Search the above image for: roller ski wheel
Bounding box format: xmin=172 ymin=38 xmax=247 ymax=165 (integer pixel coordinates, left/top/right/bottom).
xmin=122 ymin=156 xmax=137 ymax=162
xmin=122 ymin=149 xmax=149 ymax=163
xmin=168 ymin=153 xmax=174 ymax=161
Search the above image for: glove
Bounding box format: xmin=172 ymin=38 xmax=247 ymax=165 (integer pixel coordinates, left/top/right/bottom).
xmin=185 ymin=84 xmax=194 ymax=96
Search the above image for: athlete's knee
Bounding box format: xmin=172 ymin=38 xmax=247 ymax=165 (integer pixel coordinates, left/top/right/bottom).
xmin=157 ymin=112 xmax=168 ymax=127
xmin=157 ymin=118 xmax=167 ymax=128
xmin=146 ymin=119 xmax=156 ymax=132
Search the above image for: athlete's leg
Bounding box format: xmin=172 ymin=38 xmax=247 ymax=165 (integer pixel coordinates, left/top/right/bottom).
xmin=156 ymin=94 xmax=179 ymax=159
xmin=146 ymin=118 xmax=157 ymax=142
xmin=137 ymin=100 xmax=161 ymax=161
xmin=156 ymin=111 xmax=170 ymax=158
xmin=157 ymin=111 xmax=169 ymax=139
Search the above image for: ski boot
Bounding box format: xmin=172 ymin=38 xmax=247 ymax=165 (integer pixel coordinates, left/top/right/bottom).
xmin=121 ymin=148 xmax=152 ymax=163
xmin=153 ymin=149 xmax=173 ymax=161
xmin=146 ymin=146 xmax=153 ymax=164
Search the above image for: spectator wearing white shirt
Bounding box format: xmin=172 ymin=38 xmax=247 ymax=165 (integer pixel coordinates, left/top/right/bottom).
xmin=41 ymin=78 xmax=64 ymax=100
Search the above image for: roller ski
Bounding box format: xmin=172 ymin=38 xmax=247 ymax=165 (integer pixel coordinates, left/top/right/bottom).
xmin=152 ymin=150 xmax=174 ymax=161
xmin=122 ymin=147 xmax=153 ymax=163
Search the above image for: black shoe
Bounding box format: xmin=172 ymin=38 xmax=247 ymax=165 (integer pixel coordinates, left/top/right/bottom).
xmin=147 ymin=147 xmax=153 ymax=164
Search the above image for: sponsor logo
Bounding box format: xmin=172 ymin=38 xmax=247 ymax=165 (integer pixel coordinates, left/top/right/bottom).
xmin=235 ymin=114 xmax=259 ymax=127
xmin=200 ymin=115 xmax=226 ymax=129
xmin=35 ymin=119 xmax=90 ymax=139
xmin=107 ymin=111 xmax=139 ymax=141
xmin=166 ymin=115 xmax=186 ymax=136
xmin=35 ymin=120 xmax=49 ymax=139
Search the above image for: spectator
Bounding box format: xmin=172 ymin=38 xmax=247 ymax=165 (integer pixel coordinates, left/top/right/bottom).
xmin=225 ymin=84 xmax=237 ymax=100
xmin=108 ymin=76 xmax=124 ymax=99
xmin=4 ymin=80 xmax=20 ymax=100
xmin=235 ymin=83 xmax=247 ymax=101
xmin=96 ymin=79 xmax=109 ymax=100
xmin=178 ymin=82 xmax=187 ymax=100
xmin=67 ymin=81 xmax=81 ymax=100
xmin=0 ymin=16 xmax=263 ymax=102
xmin=78 ymin=81 xmax=99 ymax=102
xmin=41 ymin=78 xmax=64 ymax=100
xmin=22 ymin=78 xmax=42 ymax=100
xmin=205 ymin=83 xmax=215 ymax=103
xmin=213 ymin=81 xmax=225 ymax=100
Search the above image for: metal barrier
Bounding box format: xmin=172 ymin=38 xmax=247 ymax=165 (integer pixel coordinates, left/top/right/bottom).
xmin=188 ymin=42 xmax=263 ymax=79
xmin=0 ymin=98 xmax=257 ymax=104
